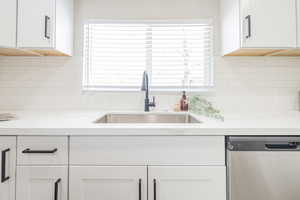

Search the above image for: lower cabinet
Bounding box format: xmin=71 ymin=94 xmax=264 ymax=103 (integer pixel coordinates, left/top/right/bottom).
xmin=0 ymin=137 xmax=16 ymax=200
xmin=16 ymin=166 xmax=68 ymax=200
xmin=69 ymin=166 xmax=226 ymax=200
xmin=70 ymin=166 xmax=147 ymax=200
xmin=6 ymin=136 xmax=226 ymax=200
xmin=148 ymin=166 xmax=226 ymax=200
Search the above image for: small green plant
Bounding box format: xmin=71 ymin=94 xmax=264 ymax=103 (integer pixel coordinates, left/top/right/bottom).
xmin=189 ymin=96 xmax=224 ymax=121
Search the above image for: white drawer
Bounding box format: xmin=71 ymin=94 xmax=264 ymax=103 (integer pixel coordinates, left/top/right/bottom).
xmin=70 ymin=136 xmax=225 ymax=165
xmin=17 ymin=136 xmax=68 ymax=165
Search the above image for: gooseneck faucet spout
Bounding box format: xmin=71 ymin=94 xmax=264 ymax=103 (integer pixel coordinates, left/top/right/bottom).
xmin=141 ymin=71 xmax=156 ymax=112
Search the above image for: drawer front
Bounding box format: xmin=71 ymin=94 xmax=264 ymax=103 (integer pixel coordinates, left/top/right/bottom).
xmin=70 ymin=136 xmax=225 ymax=165
xmin=17 ymin=136 xmax=68 ymax=165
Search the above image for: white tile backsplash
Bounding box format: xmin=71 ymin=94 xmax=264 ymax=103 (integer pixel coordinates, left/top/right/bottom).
xmin=0 ymin=55 xmax=299 ymax=113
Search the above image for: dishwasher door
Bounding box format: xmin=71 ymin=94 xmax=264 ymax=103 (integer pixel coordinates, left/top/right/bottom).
xmin=227 ymin=137 xmax=300 ymax=200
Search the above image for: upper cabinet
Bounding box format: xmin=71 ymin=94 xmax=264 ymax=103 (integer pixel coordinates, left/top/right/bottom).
xmin=18 ymin=0 xmax=74 ymax=56
xmin=221 ymin=0 xmax=299 ymax=56
xmin=241 ymin=0 xmax=296 ymax=48
xmin=298 ymin=0 xmax=300 ymax=47
xmin=0 ymin=0 xmax=29 ymax=56
xmin=0 ymin=0 xmax=73 ymax=56
xmin=0 ymin=0 xmax=17 ymax=48
xmin=18 ymin=0 xmax=56 ymax=49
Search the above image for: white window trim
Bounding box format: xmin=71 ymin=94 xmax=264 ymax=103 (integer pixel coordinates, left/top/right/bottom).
xmin=82 ymin=19 xmax=215 ymax=93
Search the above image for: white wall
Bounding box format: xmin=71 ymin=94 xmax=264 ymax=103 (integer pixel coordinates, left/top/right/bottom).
xmin=0 ymin=0 xmax=299 ymax=113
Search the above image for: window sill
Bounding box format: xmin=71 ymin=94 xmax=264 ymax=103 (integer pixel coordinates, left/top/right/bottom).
xmin=82 ymin=87 xmax=215 ymax=95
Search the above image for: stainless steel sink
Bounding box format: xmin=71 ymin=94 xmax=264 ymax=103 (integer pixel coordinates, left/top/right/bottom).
xmin=94 ymin=113 xmax=201 ymax=124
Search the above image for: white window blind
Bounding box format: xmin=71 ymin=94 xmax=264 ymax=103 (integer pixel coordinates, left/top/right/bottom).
xmin=83 ymin=21 xmax=214 ymax=91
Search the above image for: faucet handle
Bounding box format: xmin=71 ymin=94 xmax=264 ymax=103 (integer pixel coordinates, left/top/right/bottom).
xmin=151 ymin=96 xmax=156 ymax=107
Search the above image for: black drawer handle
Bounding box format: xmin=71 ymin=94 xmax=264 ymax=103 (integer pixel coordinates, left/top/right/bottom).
xmin=54 ymin=178 xmax=61 ymax=200
xmin=22 ymin=148 xmax=58 ymax=154
xmin=139 ymin=179 xmax=142 ymax=200
xmin=265 ymin=142 xmax=299 ymax=150
xmin=1 ymin=148 xmax=10 ymax=183
xmin=153 ymin=179 xmax=156 ymax=200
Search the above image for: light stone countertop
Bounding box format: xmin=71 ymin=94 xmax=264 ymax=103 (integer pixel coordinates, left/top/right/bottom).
xmin=0 ymin=111 xmax=299 ymax=136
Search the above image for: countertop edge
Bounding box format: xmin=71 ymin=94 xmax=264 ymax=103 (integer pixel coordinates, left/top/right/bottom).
xmin=0 ymin=127 xmax=300 ymax=136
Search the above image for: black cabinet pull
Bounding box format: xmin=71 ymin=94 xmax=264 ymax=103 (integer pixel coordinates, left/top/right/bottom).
xmin=54 ymin=178 xmax=61 ymax=200
xmin=22 ymin=148 xmax=58 ymax=154
xmin=245 ymin=15 xmax=251 ymax=39
xmin=45 ymin=15 xmax=50 ymax=39
xmin=153 ymin=179 xmax=157 ymax=200
xmin=139 ymin=179 xmax=142 ymax=200
xmin=1 ymin=148 xmax=10 ymax=183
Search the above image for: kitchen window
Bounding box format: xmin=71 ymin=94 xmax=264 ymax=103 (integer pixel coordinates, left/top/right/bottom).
xmin=83 ymin=20 xmax=214 ymax=92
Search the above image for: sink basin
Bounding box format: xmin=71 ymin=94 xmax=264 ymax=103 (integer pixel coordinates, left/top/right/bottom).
xmin=95 ymin=113 xmax=201 ymax=124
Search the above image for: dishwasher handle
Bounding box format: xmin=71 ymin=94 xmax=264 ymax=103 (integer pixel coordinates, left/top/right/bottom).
xmin=265 ymin=142 xmax=300 ymax=150
xmin=227 ymin=137 xmax=300 ymax=151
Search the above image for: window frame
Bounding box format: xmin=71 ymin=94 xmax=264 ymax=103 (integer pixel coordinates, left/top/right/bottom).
xmin=82 ymin=19 xmax=215 ymax=93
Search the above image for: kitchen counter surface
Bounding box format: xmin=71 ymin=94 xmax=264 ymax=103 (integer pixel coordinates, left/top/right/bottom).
xmin=0 ymin=111 xmax=300 ymax=135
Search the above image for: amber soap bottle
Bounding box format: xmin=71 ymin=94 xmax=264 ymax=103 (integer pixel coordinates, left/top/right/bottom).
xmin=180 ymin=91 xmax=189 ymax=111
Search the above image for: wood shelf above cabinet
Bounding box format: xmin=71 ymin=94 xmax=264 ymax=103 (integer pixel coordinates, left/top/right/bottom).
xmin=224 ymin=48 xmax=300 ymax=57
xmin=224 ymin=49 xmax=283 ymax=56
xmin=30 ymin=49 xmax=71 ymax=56
xmin=0 ymin=48 xmax=71 ymax=56
xmin=0 ymin=48 xmax=42 ymax=56
xmin=267 ymin=49 xmax=300 ymax=56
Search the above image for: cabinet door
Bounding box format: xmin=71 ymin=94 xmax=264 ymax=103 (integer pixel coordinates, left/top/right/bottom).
xmin=297 ymin=0 xmax=300 ymax=46
xmin=70 ymin=166 xmax=147 ymax=200
xmin=148 ymin=166 xmax=226 ymax=200
xmin=0 ymin=0 xmax=17 ymax=47
xmin=17 ymin=0 xmax=55 ymax=48
xmin=16 ymin=166 xmax=68 ymax=200
xmin=0 ymin=137 xmax=16 ymax=200
xmin=240 ymin=0 xmax=297 ymax=48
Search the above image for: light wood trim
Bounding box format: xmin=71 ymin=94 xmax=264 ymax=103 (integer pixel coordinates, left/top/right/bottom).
xmin=224 ymin=48 xmax=284 ymax=56
xmin=0 ymin=48 xmax=71 ymax=56
xmin=30 ymin=49 xmax=70 ymax=56
xmin=267 ymin=49 xmax=300 ymax=56
xmin=0 ymin=48 xmax=42 ymax=56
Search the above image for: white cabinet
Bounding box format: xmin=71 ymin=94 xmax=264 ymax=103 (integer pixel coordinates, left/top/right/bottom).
xmin=221 ymin=0 xmax=298 ymax=56
xmin=0 ymin=137 xmax=16 ymax=200
xmin=69 ymin=136 xmax=226 ymax=200
xmin=0 ymin=0 xmax=17 ymax=48
xmin=298 ymin=0 xmax=300 ymax=46
xmin=70 ymin=166 xmax=147 ymax=200
xmin=148 ymin=166 xmax=226 ymax=200
xmin=16 ymin=136 xmax=69 ymax=200
xmin=18 ymin=0 xmax=55 ymax=49
xmin=7 ymin=135 xmax=226 ymax=200
xmin=16 ymin=166 xmax=68 ymax=200
xmin=240 ymin=0 xmax=296 ymax=48
xmin=17 ymin=0 xmax=73 ymax=56
xmin=70 ymin=166 xmax=226 ymax=200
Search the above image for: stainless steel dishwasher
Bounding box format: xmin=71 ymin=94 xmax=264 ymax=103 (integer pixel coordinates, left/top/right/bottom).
xmin=227 ymin=137 xmax=300 ymax=200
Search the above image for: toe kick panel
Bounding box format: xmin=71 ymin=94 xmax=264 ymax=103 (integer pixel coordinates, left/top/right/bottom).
xmin=70 ymin=136 xmax=225 ymax=165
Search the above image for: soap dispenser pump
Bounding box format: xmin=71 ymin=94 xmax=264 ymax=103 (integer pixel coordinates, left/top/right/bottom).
xmin=180 ymin=91 xmax=189 ymax=111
